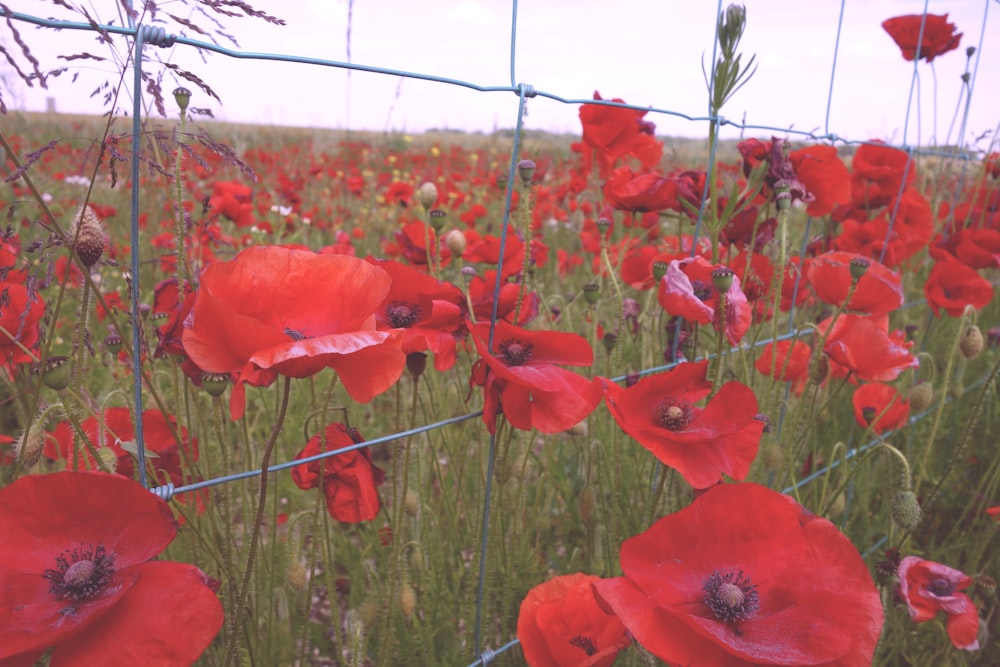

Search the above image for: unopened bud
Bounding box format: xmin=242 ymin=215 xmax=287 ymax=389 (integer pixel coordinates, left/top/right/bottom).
xmin=286 ymin=562 xmax=308 ymax=591
xmin=960 ymin=325 xmax=983 ymax=359
xmin=760 ymin=442 xmax=784 ymax=472
xmin=578 ymin=485 xmax=595 ymax=521
xmin=908 ymin=381 xmax=934 ymax=412
xmin=404 ymin=489 xmax=420 ymax=517
xmin=94 ymin=446 xmax=120 ymax=474
xmin=69 ymin=205 xmax=106 ymax=268
xmin=417 ymin=182 xmax=438 ymax=210
xmin=810 ymin=354 xmax=829 ymax=385
xmin=445 ymin=229 xmax=466 ymax=257
xmin=399 ymin=583 xmax=417 ymax=620
xmin=15 ymin=421 xmax=46 ymax=468
xmin=891 ymin=490 xmax=922 ymax=531
xmin=827 ymin=493 xmax=846 ymax=520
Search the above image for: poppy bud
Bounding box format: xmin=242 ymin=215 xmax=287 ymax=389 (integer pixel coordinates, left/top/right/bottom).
xmin=404 ymin=488 xmax=420 ymax=517
xmin=760 ymin=442 xmax=783 ymax=473
xmin=578 ymin=485 xmax=595 ymax=521
xmin=810 ymin=354 xmax=829 ymax=385
xmin=652 ymin=261 xmax=669 ymax=282
xmin=409 ymin=543 xmax=425 ymax=574
xmin=15 ymin=421 xmax=46 ymax=468
xmin=94 ymin=446 xmax=120 ymax=474
xmin=908 ymin=381 xmax=934 ymax=412
xmin=202 ymin=372 xmax=229 ymax=397
xmin=104 ymin=334 xmax=123 ymax=355
xmin=359 ymin=599 xmax=379 ymax=630
xmin=875 ymin=548 xmax=901 ymax=583
xmin=445 ymin=229 xmax=466 ymax=257
xmin=496 ymin=173 xmax=509 ymax=191
xmin=827 ymin=493 xmax=846 ymax=520
xmin=428 ymin=208 xmax=447 ymax=232
xmin=69 ymin=204 xmax=105 ymax=268
xmin=891 ymin=490 xmax=922 ymax=531
xmin=517 ymin=159 xmax=536 ymax=186
xmin=42 ymin=355 xmax=71 ymax=391
xmin=173 ymin=86 xmax=191 ymax=113
xmin=711 ymin=267 xmax=734 ymax=292
xmin=286 ymin=562 xmax=308 ymax=591
xmin=849 ymin=257 xmax=870 ymax=282
xmin=583 ymin=283 xmax=600 ymax=305
xmin=417 ymin=182 xmax=438 ymax=210
xmin=565 ymin=420 xmax=588 ymax=437
xmin=949 ymin=380 xmax=964 ymax=400
xmin=399 ymin=583 xmax=417 ymax=620
xmin=959 ymin=325 xmax=983 ymax=359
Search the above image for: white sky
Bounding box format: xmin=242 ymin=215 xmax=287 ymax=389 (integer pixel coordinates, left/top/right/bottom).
xmin=2 ymin=0 xmax=997 ymax=147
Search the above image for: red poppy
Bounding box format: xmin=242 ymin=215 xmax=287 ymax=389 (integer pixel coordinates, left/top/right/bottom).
xmin=208 ymin=179 xmax=255 ymax=228
xmin=470 ymin=321 xmax=602 ymax=434
xmin=924 ymin=259 xmax=994 ymax=317
xmin=852 ymin=382 xmax=909 ymax=433
xmin=820 ymin=314 xmax=918 ymax=382
xmin=930 ymin=227 xmax=1000 ymax=269
xmin=365 ymin=258 xmax=468 ymax=372
xmin=851 ymin=141 xmax=916 ymax=208
xmin=603 ymin=361 xmax=763 ymax=489
xmin=755 ymin=339 xmax=811 ymax=385
xmin=882 ymin=14 xmax=963 ymax=63
xmin=0 ymin=472 xmax=223 ymax=666
xmin=897 ymin=556 xmax=980 ymax=651
xmin=291 ymin=423 xmax=384 ymax=523
xmin=807 ymin=251 xmax=903 ymax=315
xmin=44 ymin=407 xmax=200 ymax=493
xmin=593 ymin=483 xmax=883 ymax=666
xmin=789 ymin=145 xmax=851 ymax=217
xmin=577 ymin=91 xmax=662 ymax=177
xmin=720 ymin=206 xmax=776 ymax=251
xmin=394 ymin=220 xmax=452 ymax=269
xmin=183 ymin=246 xmax=406 ymax=420
xmin=658 ymin=257 xmax=752 ymax=346
xmin=603 ymin=167 xmax=680 ymax=213
xmin=517 ymin=573 xmax=630 ymax=667
xmin=468 ymin=269 xmax=539 ymax=326
xmin=0 ymin=276 xmax=44 ymax=377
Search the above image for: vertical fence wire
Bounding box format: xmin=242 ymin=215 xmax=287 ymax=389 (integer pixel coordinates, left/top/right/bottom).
xmin=1 ymin=1 xmax=997 ymax=663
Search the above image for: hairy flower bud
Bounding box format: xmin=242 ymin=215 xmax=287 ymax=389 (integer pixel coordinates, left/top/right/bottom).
xmin=69 ymin=205 xmax=106 ymax=268
xmin=891 ymin=490 xmax=922 ymax=531
xmin=908 ymin=381 xmax=934 ymax=412
xmin=960 ymin=325 xmax=984 ymax=359
xmin=399 ymin=583 xmax=417 ymax=620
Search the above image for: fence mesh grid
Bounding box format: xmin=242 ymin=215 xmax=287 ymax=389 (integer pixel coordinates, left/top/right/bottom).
xmin=1 ymin=1 xmax=996 ymax=664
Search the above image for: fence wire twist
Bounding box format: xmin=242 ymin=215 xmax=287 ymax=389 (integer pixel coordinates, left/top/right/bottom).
xmin=1 ymin=0 xmax=997 ymax=664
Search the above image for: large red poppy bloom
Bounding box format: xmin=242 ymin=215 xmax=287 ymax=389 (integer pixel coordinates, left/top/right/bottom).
xmin=603 ymin=361 xmax=763 ymax=489
xmin=820 ymin=314 xmax=918 ymax=382
xmin=882 ymin=14 xmax=963 ymax=63
xmin=850 ymin=141 xmax=916 ymax=208
xmin=852 ymin=382 xmax=909 ymax=433
xmin=517 ymin=573 xmax=630 ymax=667
xmin=807 ymin=251 xmax=903 ymax=315
xmin=0 ymin=472 xmax=223 ymax=666
xmin=789 ymin=145 xmax=851 ymax=217
xmin=658 ymin=257 xmax=752 ymax=346
xmin=603 ymin=167 xmax=680 ymax=213
xmin=930 ymin=227 xmax=1000 ymax=269
xmin=593 ymin=483 xmax=883 ymax=666
xmin=291 ymin=423 xmax=384 ymax=523
xmin=577 ymin=91 xmax=662 ymax=177
xmin=923 ymin=259 xmax=994 ymax=317
xmin=182 ymin=246 xmax=406 ymax=419
xmin=470 ymin=321 xmax=603 ymax=434
xmin=754 ymin=339 xmax=811 ymax=386
xmin=365 ymin=257 xmax=468 ymax=372
xmin=897 ymin=556 xmax=980 ymax=651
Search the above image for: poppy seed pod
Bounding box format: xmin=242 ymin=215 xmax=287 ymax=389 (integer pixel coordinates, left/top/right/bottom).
xmin=428 ymin=208 xmax=447 ymax=232
xmin=41 ymin=355 xmax=71 ymax=391
xmin=583 ymin=283 xmax=600 ymax=305
xmin=711 ymin=267 xmax=734 ymax=292
xmin=68 ymin=205 xmax=105 ymax=268
xmin=172 ymin=86 xmax=191 ymax=113
xmin=849 ymin=257 xmax=870 ymax=282
xmin=201 ymin=372 xmax=230 ymax=397
xmin=517 ymin=159 xmax=536 ymax=186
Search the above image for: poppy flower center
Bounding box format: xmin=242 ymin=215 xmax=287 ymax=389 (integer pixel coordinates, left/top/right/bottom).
xmin=386 ymin=300 xmax=421 ymax=328
xmin=498 ymin=338 xmax=533 ymax=366
xmin=703 ymin=569 xmax=759 ymax=628
xmin=928 ymin=577 xmax=956 ymax=597
xmin=655 ymin=399 xmax=693 ymax=431
xmin=44 ymin=544 xmax=116 ymax=602
xmin=569 ymin=635 xmax=597 ymax=657
xmin=690 ymin=279 xmax=713 ymax=302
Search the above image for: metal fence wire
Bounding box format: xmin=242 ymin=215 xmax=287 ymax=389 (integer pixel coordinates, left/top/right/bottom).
xmin=1 ymin=0 xmax=997 ymax=664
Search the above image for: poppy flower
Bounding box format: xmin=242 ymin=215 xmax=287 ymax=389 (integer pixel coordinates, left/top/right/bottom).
xmin=467 ymin=269 xmax=539 ymax=326
xmin=603 ymin=360 xmax=763 ymax=489
xmin=0 ymin=472 xmax=223 ymax=666
xmin=603 ymin=167 xmax=680 ymax=213
xmin=182 ymin=246 xmax=406 ymax=420
xmin=720 ymin=206 xmax=776 ymax=251
xmin=577 ymin=91 xmax=662 ymax=177
xmin=208 ymin=179 xmax=255 ymax=228
xmin=923 ymin=260 xmax=994 ymax=317
xmin=820 ymin=313 xmax=918 ymax=382
xmin=593 ymin=483 xmax=882 ymax=666
xmin=754 ymin=339 xmax=811 ymax=385
xmin=395 ymin=220 xmax=451 ymax=269
xmin=517 ymin=573 xmax=630 ymax=667
xmin=43 ymin=407 xmax=198 ymax=491
xmin=789 ymin=145 xmax=851 ymax=217
xmin=291 ymin=423 xmax=384 ymax=523
xmin=365 ymin=258 xmax=468 ymax=372
xmin=807 ymin=251 xmax=903 ymax=315
xmin=658 ymin=257 xmax=752 ymax=346
xmin=930 ymin=227 xmax=1000 ymax=269
xmin=850 ymin=141 xmax=916 ymax=208
xmin=852 ymin=382 xmax=909 ymax=433
xmin=0 ymin=272 xmax=44 ymax=377
xmin=882 ymin=14 xmax=963 ymax=63
xmin=470 ymin=321 xmax=603 ymax=435
xmin=897 ymin=556 xmax=980 ymax=650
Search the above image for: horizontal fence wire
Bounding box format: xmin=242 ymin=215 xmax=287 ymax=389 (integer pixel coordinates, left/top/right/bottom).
xmin=1 ymin=0 xmax=996 ymax=663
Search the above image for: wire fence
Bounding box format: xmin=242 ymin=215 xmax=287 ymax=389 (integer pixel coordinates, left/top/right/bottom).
xmin=1 ymin=1 xmax=997 ymax=664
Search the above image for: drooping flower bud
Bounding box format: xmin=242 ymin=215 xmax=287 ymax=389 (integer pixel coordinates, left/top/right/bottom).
xmin=908 ymin=381 xmax=934 ymax=412
xmin=399 ymin=583 xmax=417 ymax=620
xmin=891 ymin=490 xmax=922 ymax=531
xmin=960 ymin=325 xmax=983 ymax=359
xmin=68 ymin=205 xmax=106 ymax=268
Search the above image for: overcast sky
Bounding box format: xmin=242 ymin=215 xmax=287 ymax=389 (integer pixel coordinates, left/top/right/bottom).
xmin=2 ymin=0 xmax=997 ymax=148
